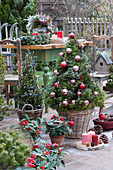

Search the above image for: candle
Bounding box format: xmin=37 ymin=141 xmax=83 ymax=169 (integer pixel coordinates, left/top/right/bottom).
xmin=88 ymin=131 xmax=95 ymax=143
xmin=82 ymin=132 xmax=89 ymax=145
xmin=57 ymin=31 xmax=63 ymax=38
xmin=92 ymin=134 xmax=98 ymax=146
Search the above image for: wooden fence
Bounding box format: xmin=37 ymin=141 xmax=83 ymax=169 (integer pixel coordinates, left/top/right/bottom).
xmin=63 ymin=17 xmax=112 ymax=41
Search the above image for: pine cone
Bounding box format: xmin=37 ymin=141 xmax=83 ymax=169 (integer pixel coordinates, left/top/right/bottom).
xmin=94 ymin=125 xmax=103 ymax=135
xmin=99 ymin=134 xmax=108 ymax=144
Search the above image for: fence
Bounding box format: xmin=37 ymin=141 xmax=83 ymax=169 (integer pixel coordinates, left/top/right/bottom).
xmin=63 ymin=17 xmax=112 ymax=41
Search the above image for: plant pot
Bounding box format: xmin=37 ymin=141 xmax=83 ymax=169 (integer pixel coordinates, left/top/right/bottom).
xmin=49 ymin=134 xmax=65 ymax=146
xmin=93 ymin=119 xmax=113 ymax=130
xmin=58 ymin=109 xmax=94 ymax=139
xmin=16 ymin=104 xmax=43 ymax=121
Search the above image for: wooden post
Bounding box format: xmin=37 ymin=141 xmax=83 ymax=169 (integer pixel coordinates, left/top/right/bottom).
xmin=111 ymin=36 xmax=113 ymax=61
xmin=93 ymin=35 xmax=96 ymax=70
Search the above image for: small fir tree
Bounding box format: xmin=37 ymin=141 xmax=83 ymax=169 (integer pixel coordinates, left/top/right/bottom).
xmin=44 ymin=33 xmax=106 ymax=112
xmin=17 ymin=50 xmax=43 ymax=110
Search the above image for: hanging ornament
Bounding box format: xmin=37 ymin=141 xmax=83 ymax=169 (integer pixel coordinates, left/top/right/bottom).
xmin=68 ymin=120 xmax=75 ymax=126
xmin=62 ymin=99 xmax=68 ymax=106
xmin=71 ymin=100 xmax=76 ymax=105
xmin=75 ymin=55 xmax=81 ymax=61
xmin=73 ymin=65 xmax=79 ymax=71
xmin=54 ymin=70 xmax=58 ymax=75
xmin=54 ymin=82 xmax=59 ymax=88
xmin=94 ymin=91 xmax=99 ymax=96
xmin=99 ymin=114 xmax=106 ymax=120
xmin=78 ymin=43 xmax=84 ymax=49
xmin=50 ymin=92 xmax=55 ymax=98
xmin=70 ymin=79 xmax=75 ymax=84
xmin=66 ymin=48 xmax=72 ymax=54
xmin=80 ymin=83 xmax=86 ymax=89
xmin=61 ymin=61 xmax=67 ymax=68
xmin=77 ymin=91 xmax=82 ymax=96
xmin=89 ymin=73 xmax=93 ymax=78
xmin=59 ymin=52 xmax=64 ymax=56
xmin=69 ymin=33 xmax=75 ymax=39
xmin=84 ymin=100 xmax=89 ymax=106
xmin=62 ymin=89 xmax=68 ymax=95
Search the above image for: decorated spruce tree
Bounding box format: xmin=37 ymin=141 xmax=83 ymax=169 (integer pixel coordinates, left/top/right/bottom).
xmin=45 ymin=33 xmax=105 ymax=112
xmin=44 ymin=33 xmax=105 ymax=138
xmin=17 ymin=50 xmax=43 ymax=110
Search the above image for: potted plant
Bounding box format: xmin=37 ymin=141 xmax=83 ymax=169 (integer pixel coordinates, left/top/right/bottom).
xmin=16 ymin=50 xmax=43 ymax=120
xmin=44 ymin=33 xmax=106 ymax=138
xmin=43 ymin=115 xmax=73 ymax=145
xmin=26 ymin=13 xmax=53 ymax=34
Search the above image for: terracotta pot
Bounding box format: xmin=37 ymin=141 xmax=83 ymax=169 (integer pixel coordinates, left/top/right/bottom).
xmin=49 ymin=134 xmax=65 ymax=146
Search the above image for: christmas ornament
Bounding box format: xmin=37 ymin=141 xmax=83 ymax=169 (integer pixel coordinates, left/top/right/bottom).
xmin=89 ymin=73 xmax=93 ymax=78
xmin=86 ymin=142 xmax=91 ymax=147
xmin=61 ymin=61 xmax=67 ymax=68
xmin=75 ymin=55 xmax=81 ymax=61
xmin=94 ymin=91 xmax=99 ymax=96
xmin=62 ymin=89 xmax=68 ymax=95
xmin=70 ymin=79 xmax=75 ymax=84
xmin=77 ymin=91 xmax=82 ymax=96
xmin=50 ymin=92 xmax=55 ymax=98
xmin=69 ymin=33 xmax=75 ymax=38
xmin=91 ymin=142 xmax=95 ymax=147
xmin=94 ymin=125 xmax=103 ymax=135
xmin=62 ymin=99 xmax=68 ymax=106
xmin=99 ymin=114 xmax=105 ymax=120
xmin=54 ymin=70 xmax=58 ymax=75
xmin=66 ymin=48 xmax=72 ymax=54
xmin=78 ymin=43 xmax=84 ymax=49
xmin=80 ymin=83 xmax=86 ymax=89
xmin=84 ymin=100 xmax=89 ymax=106
xmin=71 ymin=100 xmax=76 ymax=105
xmin=73 ymin=65 xmax=79 ymax=71
xmin=99 ymin=134 xmax=108 ymax=144
xmin=59 ymin=52 xmax=64 ymax=56
xmin=54 ymin=82 xmax=59 ymax=88
xmin=98 ymin=139 xmax=103 ymax=144
xmin=68 ymin=120 xmax=75 ymax=126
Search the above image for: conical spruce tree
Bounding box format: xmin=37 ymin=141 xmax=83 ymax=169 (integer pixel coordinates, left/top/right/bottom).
xmin=17 ymin=50 xmax=43 ymax=110
xmin=44 ymin=34 xmax=106 ymax=112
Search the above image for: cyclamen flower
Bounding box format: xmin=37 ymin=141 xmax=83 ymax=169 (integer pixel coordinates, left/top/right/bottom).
xmin=46 ymin=143 xmax=51 ymax=149
xmin=54 ymin=143 xmax=59 ymax=148
xmin=21 ymin=120 xmax=28 ymax=126
xmin=45 ymin=151 xmax=51 ymax=155
xmin=26 ymin=163 xmax=36 ymax=168
xmin=35 ymin=130 xmax=40 ymax=134
xmin=40 ymin=165 xmax=45 ymax=170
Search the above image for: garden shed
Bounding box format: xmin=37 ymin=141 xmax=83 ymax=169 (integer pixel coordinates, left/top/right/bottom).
xmin=95 ymin=52 xmax=113 ymax=74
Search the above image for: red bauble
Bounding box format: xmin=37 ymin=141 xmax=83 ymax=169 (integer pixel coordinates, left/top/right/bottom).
xmin=69 ymin=33 xmax=75 ymax=38
xmin=62 ymin=89 xmax=68 ymax=95
xmin=54 ymin=82 xmax=59 ymax=88
xmin=73 ymin=65 xmax=79 ymax=71
xmin=80 ymin=83 xmax=86 ymax=89
xmin=68 ymin=120 xmax=75 ymax=126
xmin=75 ymin=55 xmax=81 ymax=61
xmin=59 ymin=52 xmax=64 ymax=56
xmin=50 ymin=92 xmax=55 ymax=98
xmin=71 ymin=100 xmax=76 ymax=105
xmin=77 ymin=91 xmax=82 ymax=96
xmin=62 ymin=99 xmax=68 ymax=106
xmin=70 ymin=79 xmax=75 ymax=84
xmin=94 ymin=91 xmax=99 ymax=96
xmin=54 ymin=70 xmax=58 ymax=75
xmin=66 ymin=48 xmax=72 ymax=54
xmin=84 ymin=100 xmax=89 ymax=106
xmin=61 ymin=61 xmax=67 ymax=68
xmin=99 ymin=114 xmax=105 ymax=120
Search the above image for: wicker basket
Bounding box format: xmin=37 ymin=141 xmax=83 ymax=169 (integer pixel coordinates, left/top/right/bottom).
xmin=16 ymin=104 xmax=43 ymax=121
xmin=58 ymin=109 xmax=94 ymax=139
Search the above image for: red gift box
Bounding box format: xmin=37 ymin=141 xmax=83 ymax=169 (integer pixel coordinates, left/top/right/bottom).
xmin=57 ymin=31 xmax=63 ymax=39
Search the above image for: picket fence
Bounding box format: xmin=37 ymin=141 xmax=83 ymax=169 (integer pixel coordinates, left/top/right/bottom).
xmin=63 ymin=17 xmax=112 ymax=41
